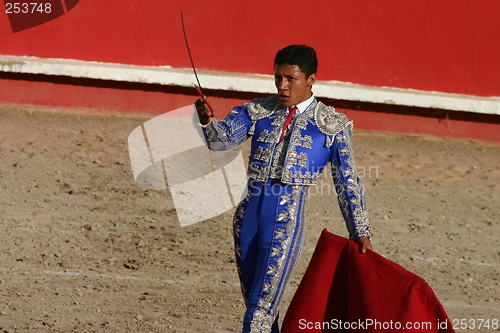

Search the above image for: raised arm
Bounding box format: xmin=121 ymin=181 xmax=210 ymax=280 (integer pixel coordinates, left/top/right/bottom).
xmin=196 ymin=99 xmax=254 ymax=151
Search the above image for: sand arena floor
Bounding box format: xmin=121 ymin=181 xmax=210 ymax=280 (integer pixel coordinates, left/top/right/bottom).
xmin=0 ymin=104 xmax=499 ymax=332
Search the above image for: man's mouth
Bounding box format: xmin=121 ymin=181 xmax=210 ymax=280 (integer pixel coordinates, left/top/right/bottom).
xmin=278 ymin=94 xmax=290 ymax=101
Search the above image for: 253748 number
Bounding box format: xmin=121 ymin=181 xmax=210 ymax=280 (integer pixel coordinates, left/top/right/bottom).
xmin=5 ymin=2 xmax=52 ymax=14
xmin=452 ymin=318 xmax=499 ymax=330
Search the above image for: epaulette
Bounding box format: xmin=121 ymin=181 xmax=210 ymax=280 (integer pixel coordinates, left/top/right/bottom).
xmin=247 ymin=97 xmax=281 ymax=120
xmin=314 ymin=102 xmax=351 ymax=135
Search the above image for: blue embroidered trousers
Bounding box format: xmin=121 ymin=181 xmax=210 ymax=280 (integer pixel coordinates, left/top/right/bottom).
xmin=233 ymin=179 xmax=309 ymax=333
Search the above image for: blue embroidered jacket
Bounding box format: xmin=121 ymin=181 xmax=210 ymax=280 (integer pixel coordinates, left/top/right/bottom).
xmin=201 ymin=96 xmax=371 ymax=239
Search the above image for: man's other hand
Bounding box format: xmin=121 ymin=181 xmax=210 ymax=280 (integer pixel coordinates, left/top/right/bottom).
xmin=355 ymin=236 xmax=372 ymax=254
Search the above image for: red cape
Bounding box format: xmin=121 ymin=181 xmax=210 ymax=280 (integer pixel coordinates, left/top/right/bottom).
xmin=282 ymin=229 xmax=455 ymax=332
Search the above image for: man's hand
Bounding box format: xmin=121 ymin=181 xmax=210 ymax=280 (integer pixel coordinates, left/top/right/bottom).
xmin=355 ymin=236 xmax=372 ymax=254
xmin=195 ymin=98 xmax=213 ymax=125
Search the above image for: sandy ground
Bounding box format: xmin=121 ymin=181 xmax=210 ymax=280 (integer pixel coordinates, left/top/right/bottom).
xmin=0 ymin=104 xmax=499 ymax=333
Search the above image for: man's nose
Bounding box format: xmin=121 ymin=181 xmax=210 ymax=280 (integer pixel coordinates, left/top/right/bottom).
xmin=278 ymin=79 xmax=288 ymax=91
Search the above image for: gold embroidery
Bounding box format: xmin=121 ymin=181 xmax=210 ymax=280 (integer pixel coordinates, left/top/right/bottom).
xmin=253 ymin=146 xmax=272 ymax=161
xmin=256 ymin=129 xmax=269 ymax=142
xmin=247 ymin=97 xmax=281 ymax=120
xmin=314 ymin=102 xmax=350 ymax=135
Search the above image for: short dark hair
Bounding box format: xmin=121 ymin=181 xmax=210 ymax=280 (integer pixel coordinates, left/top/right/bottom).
xmin=274 ymin=45 xmax=318 ymax=77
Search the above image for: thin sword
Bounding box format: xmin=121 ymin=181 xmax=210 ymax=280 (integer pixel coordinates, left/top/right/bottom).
xmin=181 ymin=9 xmax=215 ymax=117
xmin=180 ymin=10 xmax=236 ymax=207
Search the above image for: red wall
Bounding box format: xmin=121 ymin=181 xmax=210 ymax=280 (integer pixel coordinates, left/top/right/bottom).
xmin=2 ymin=72 xmax=500 ymax=145
xmin=1 ymin=0 xmax=499 ymax=97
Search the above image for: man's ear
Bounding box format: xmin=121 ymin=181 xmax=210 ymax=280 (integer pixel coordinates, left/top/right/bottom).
xmin=307 ymin=73 xmax=317 ymax=87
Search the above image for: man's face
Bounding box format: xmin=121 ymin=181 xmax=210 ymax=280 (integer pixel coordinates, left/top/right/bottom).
xmin=274 ymin=64 xmax=316 ymax=107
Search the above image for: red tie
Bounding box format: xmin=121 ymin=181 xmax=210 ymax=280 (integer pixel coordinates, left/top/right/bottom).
xmin=279 ymin=106 xmax=297 ymax=142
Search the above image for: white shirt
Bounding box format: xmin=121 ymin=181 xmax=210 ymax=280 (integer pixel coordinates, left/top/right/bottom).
xmin=293 ymin=93 xmax=315 ymax=114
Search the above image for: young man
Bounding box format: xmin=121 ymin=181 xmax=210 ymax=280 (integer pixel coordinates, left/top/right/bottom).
xmin=196 ymin=45 xmax=372 ymax=333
